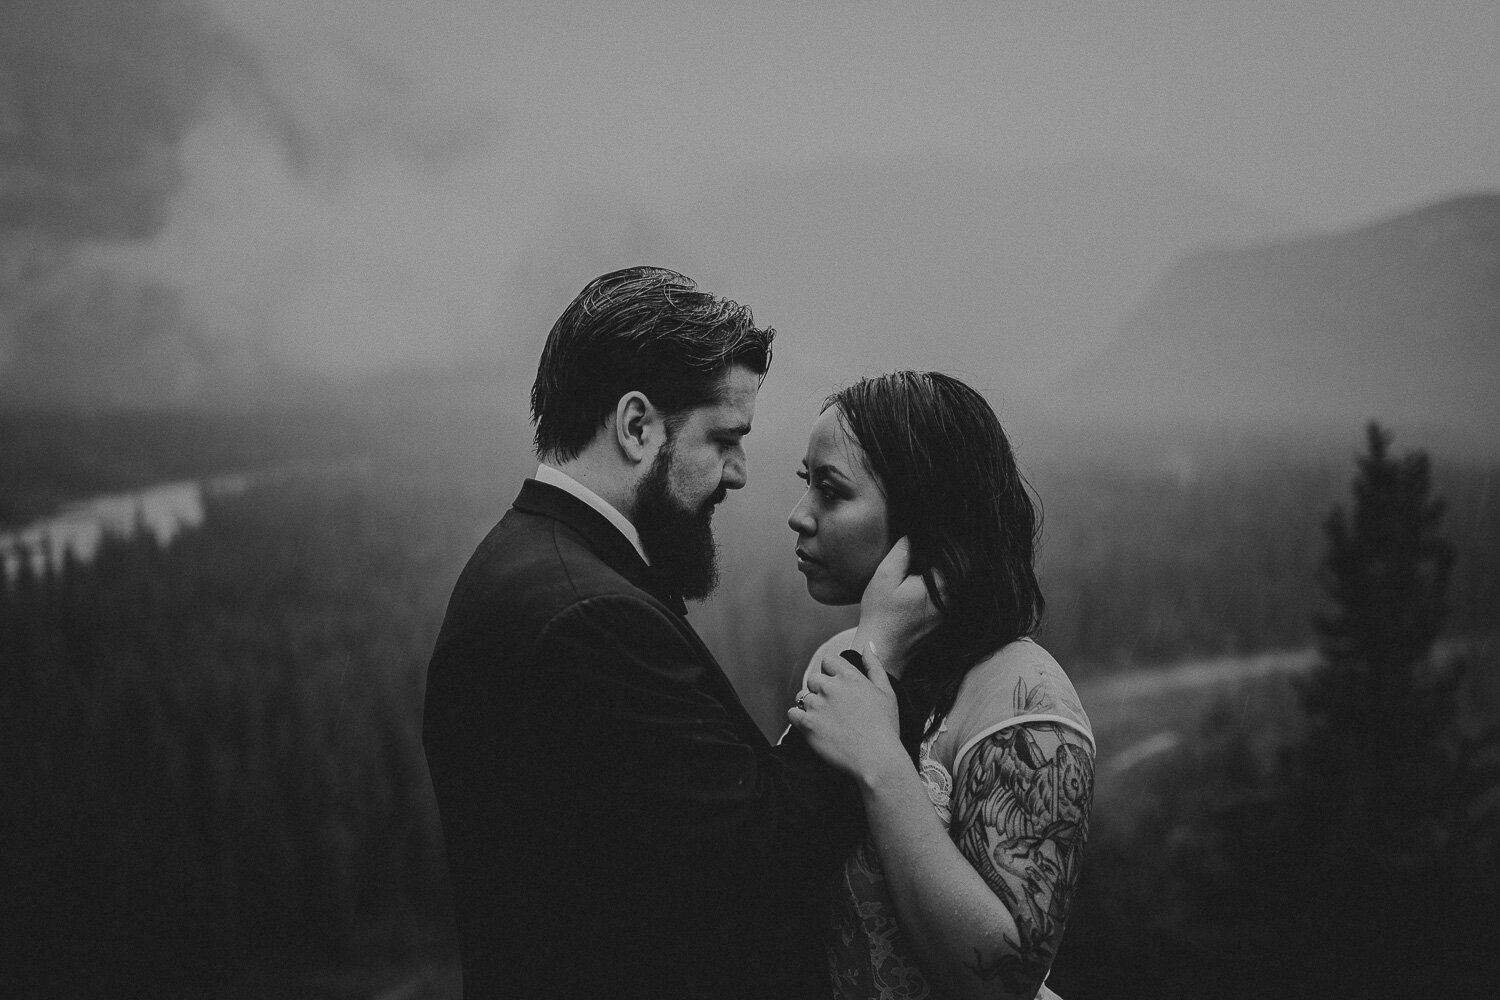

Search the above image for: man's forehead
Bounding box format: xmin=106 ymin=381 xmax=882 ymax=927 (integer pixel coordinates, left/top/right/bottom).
xmin=694 ymin=400 xmax=755 ymax=435
xmin=701 ymin=366 xmax=760 ymax=425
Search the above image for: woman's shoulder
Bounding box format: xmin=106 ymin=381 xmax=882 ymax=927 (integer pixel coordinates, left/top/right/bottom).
xmin=799 ymin=627 xmax=859 ymax=686
xmin=961 ymin=637 xmax=1075 ymax=693
xmin=945 ymin=638 xmax=1094 ymax=770
xmin=813 ymin=626 xmax=860 ymax=661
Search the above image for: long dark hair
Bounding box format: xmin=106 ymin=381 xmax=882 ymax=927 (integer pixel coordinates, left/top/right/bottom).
xmin=827 ymin=371 xmax=1044 ymax=735
xmin=531 ymin=266 xmax=775 ymax=461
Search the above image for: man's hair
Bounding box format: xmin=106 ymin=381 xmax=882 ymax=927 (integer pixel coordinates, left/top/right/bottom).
xmin=826 ymin=371 xmax=1044 ymax=735
xmin=530 ymin=267 xmax=775 ymax=461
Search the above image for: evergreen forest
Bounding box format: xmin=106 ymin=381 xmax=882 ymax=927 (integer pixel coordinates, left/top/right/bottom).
xmin=3 ymin=410 xmax=1497 ymax=998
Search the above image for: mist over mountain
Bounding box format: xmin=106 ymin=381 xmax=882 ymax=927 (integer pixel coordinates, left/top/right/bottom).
xmin=0 ymin=1 xmax=1294 ymax=415
xmin=1 ymin=0 xmax=236 ymax=407
xmin=1063 ymin=194 xmax=1500 ymax=451
xmin=0 ymin=0 xmax=498 ymax=410
xmin=4 ymin=0 xmax=1493 ymax=449
xmin=0 ymin=0 xmax=236 ymax=240
xmin=673 ymin=158 xmax=1289 ymax=400
xmin=461 ymin=157 xmax=1294 ymax=445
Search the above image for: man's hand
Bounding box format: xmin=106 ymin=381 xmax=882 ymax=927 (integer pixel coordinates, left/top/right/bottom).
xmin=853 ymin=537 xmax=943 ymax=676
xmin=787 ymin=643 xmax=908 ymax=787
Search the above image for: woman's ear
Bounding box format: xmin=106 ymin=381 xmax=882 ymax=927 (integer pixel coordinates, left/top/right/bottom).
xmin=613 ymin=391 xmax=661 ymax=464
xmin=920 ymin=544 xmax=958 ymax=612
xmin=899 ymin=533 xmax=932 ymax=587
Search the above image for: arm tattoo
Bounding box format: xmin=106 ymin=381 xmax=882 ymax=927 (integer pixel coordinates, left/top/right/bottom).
xmin=952 ymin=722 xmax=1095 ymax=996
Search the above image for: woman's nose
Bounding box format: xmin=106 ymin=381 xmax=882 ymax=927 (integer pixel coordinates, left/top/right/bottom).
xmin=787 ymin=494 xmax=814 ymax=535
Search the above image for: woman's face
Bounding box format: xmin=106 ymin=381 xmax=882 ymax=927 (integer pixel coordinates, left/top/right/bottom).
xmin=788 ymin=406 xmax=893 ymax=606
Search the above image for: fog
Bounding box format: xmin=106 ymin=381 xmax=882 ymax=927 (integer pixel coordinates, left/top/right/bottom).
xmin=3 ymin=0 xmax=1498 ymax=430
xmin=6 ymin=9 xmax=1499 ymax=995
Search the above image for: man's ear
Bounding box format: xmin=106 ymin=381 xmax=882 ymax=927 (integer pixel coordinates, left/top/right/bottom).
xmin=613 ymin=391 xmax=662 ymax=464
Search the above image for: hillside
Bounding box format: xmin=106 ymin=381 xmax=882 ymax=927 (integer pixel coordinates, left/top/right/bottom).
xmin=1062 ymin=194 xmax=1500 ymax=450
xmin=677 ymin=158 xmax=1288 ymax=400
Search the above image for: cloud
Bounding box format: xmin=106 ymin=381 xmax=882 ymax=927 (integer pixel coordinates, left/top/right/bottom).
xmin=2 ymin=0 xmax=511 ymax=406
xmin=89 ymin=74 xmax=507 ymax=375
xmin=0 ymin=0 xmax=223 ymax=240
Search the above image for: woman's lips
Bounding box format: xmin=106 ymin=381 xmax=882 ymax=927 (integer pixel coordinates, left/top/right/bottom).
xmin=795 ymin=548 xmax=822 ymax=571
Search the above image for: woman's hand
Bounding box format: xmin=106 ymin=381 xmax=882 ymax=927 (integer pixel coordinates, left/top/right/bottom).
xmin=853 ymin=537 xmax=943 ymax=675
xmin=787 ymin=643 xmax=910 ymax=789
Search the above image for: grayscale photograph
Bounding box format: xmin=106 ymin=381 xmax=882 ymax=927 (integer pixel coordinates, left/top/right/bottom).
xmin=3 ymin=2 xmax=1497 ymax=998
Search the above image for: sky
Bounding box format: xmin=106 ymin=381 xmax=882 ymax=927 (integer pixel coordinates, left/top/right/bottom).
xmin=210 ymin=0 xmax=1500 ymax=225
xmin=9 ymin=0 xmax=1500 ymax=409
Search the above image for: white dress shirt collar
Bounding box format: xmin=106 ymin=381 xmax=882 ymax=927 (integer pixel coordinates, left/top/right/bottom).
xmin=534 ymin=463 xmax=649 ymax=566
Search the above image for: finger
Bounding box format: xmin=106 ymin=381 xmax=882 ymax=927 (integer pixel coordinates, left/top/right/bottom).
xmin=838 ymin=648 xmax=867 ymax=675
xmin=861 ymin=642 xmax=894 ymax=694
xmin=876 ymin=536 xmax=913 ymax=579
xmin=818 ymin=650 xmax=856 ymax=676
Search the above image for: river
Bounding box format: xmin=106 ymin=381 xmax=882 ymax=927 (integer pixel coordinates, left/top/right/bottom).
xmin=0 ymin=474 xmax=250 ymax=581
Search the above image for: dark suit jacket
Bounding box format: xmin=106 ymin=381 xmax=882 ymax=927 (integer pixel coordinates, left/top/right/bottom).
xmin=422 ymin=479 xmax=863 ymax=999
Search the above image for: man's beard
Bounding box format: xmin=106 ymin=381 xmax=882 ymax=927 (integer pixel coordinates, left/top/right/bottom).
xmin=634 ymin=442 xmax=723 ymax=601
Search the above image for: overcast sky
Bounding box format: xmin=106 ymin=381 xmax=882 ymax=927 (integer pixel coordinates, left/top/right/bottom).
xmin=50 ymin=0 xmax=1500 ymax=400
xmin=210 ymin=0 xmax=1500 ymax=226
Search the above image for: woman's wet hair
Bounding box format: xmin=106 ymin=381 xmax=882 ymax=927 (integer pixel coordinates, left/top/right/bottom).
xmin=826 ymin=371 xmax=1044 ymax=734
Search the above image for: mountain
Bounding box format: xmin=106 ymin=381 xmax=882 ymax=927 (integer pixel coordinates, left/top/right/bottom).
xmin=674 ymin=157 xmax=1289 ymax=402
xmin=1061 ymin=194 xmax=1500 ymax=450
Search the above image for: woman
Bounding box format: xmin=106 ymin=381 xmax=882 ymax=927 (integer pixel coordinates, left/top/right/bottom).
xmin=785 ymin=371 xmax=1094 ymax=1000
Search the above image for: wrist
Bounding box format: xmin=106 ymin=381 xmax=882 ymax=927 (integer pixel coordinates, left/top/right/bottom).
xmin=856 ymin=745 xmax=914 ymax=794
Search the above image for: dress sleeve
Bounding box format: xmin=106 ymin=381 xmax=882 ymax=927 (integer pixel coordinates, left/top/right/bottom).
xmin=942 ymin=642 xmax=1096 ymax=996
xmin=944 ymin=641 xmax=1095 ymax=779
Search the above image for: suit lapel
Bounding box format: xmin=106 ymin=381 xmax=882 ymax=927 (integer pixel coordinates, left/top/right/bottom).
xmin=512 ymin=479 xmax=688 ymax=617
xmin=514 ymin=481 xmax=764 ymax=735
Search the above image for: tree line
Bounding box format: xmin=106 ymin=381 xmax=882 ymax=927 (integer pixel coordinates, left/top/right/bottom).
xmin=2 ymin=422 xmax=1497 ymax=996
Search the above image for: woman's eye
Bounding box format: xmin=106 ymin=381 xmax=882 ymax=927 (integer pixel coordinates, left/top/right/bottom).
xmin=796 ymin=469 xmax=838 ymax=502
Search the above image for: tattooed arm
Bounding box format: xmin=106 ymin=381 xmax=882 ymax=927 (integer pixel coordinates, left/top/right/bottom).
xmin=849 ymin=722 xmax=1094 ymax=1000
xmin=790 ymin=645 xmax=1095 ymax=999
xmin=950 ymin=724 xmax=1094 ymax=995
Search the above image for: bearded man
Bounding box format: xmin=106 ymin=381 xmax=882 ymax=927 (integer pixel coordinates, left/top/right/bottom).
xmin=421 ymin=267 xmax=929 ymax=1000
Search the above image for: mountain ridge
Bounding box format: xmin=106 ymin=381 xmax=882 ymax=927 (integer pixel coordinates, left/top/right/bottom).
xmin=1058 ymin=192 xmax=1500 ymax=452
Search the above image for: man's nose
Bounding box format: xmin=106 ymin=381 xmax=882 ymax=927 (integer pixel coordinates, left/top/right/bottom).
xmin=722 ymin=451 xmax=747 ymax=491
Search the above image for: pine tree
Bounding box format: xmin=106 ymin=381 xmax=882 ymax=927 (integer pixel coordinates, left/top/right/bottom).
xmin=1301 ymin=421 xmax=1457 ymax=855
xmin=1315 ymin=422 xmax=1454 ymax=686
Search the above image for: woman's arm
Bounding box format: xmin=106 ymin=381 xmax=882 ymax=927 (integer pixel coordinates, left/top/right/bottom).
xmin=791 ymin=653 xmax=1094 ymax=1000
xmin=859 ymin=722 xmax=1094 ymax=999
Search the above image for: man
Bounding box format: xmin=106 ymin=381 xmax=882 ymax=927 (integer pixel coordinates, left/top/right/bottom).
xmin=422 ymin=266 xmax=926 ymax=999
